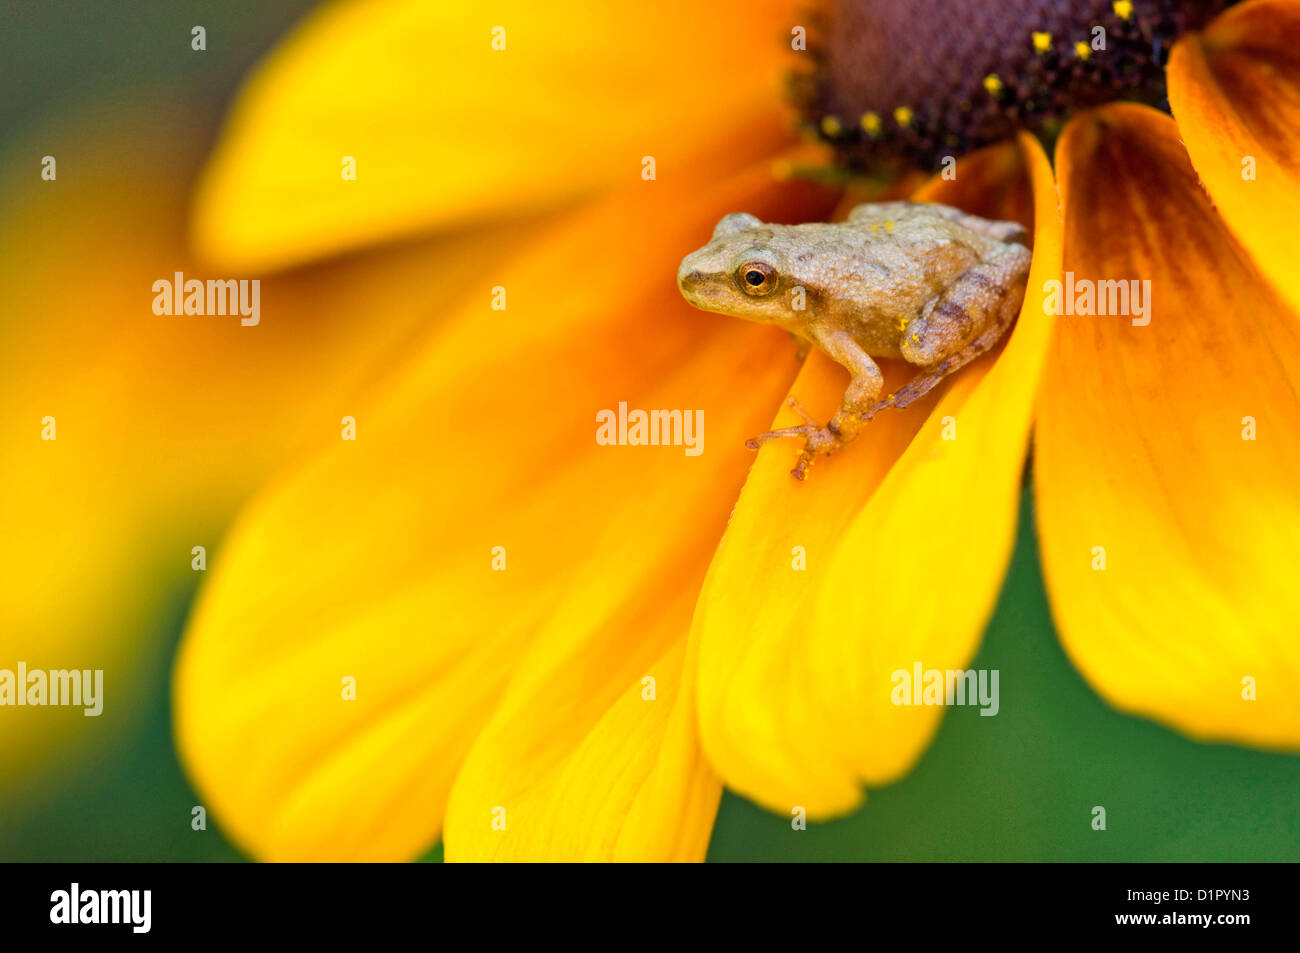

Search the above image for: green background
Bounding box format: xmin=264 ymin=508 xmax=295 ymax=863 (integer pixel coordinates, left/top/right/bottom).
xmin=2 ymin=1 xmax=1296 ymax=862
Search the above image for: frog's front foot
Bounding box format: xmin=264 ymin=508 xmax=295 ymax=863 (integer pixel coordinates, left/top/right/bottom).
xmin=745 ymin=395 xmax=817 ymax=450
xmin=745 ymin=398 xmax=842 ymax=480
xmin=790 ymin=426 xmax=842 ymax=480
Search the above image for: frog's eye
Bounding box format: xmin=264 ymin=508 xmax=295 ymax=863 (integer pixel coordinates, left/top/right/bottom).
xmin=737 ymin=261 xmax=777 ymax=297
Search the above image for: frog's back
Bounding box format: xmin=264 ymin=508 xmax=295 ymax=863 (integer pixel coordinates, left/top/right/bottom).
xmin=802 ymin=203 xmax=1008 ymax=357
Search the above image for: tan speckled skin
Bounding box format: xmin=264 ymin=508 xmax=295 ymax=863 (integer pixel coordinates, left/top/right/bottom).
xmin=677 ymin=201 xmax=1031 ymax=478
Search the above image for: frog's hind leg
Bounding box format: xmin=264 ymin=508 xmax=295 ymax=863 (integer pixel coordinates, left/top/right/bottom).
xmin=863 ymin=252 xmax=1029 ymax=420
xmin=863 ymin=321 xmax=1000 ymax=418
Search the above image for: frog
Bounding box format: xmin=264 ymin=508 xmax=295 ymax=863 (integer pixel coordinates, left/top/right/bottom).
xmin=677 ymin=200 xmax=1031 ymax=479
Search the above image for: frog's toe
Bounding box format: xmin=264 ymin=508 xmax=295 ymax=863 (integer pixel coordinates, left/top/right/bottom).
xmin=745 ymin=424 xmax=819 ymax=450
xmin=785 ymin=427 xmax=840 ymax=478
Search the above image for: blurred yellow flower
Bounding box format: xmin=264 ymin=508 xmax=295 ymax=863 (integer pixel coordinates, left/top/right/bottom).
xmin=0 ymin=100 xmax=527 ymax=786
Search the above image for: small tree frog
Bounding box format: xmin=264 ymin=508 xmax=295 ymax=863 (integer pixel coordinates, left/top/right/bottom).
xmin=677 ymin=201 xmax=1031 ymax=479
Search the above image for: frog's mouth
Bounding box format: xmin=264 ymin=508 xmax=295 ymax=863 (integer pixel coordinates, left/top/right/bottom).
xmin=676 ymin=260 xmax=727 ymax=311
xmin=794 ymin=0 xmax=1234 ymax=175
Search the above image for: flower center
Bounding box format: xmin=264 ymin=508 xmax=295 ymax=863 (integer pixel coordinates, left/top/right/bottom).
xmin=797 ymin=0 xmax=1235 ymax=173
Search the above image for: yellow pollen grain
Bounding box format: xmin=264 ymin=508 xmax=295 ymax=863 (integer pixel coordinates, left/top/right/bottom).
xmin=869 ymin=223 xmax=880 ymax=232
xmin=859 ymin=111 xmax=882 ymax=135
xmin=893 ymin=106 xmax=913 ymax=127
xmin=820 ymin=115 xmax=843 ymax=137
xmin=1113 ymin=0 xmax=1133 ymax=20
xmin=885 ymin=220 xmax=895 ymax=232
xmin=982 ymin=74 xmax=1004 ymax=96
xmin=1032 ymin=31 xmax=1053 ymax=53
xmin=1075 ymin=41 xmax=1092 ymax=60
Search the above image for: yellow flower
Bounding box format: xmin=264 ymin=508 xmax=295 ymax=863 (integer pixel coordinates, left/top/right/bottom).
xmin=0 ymin=100 xmax=461 ymax=786
xmin=174 ymin=0 xmax=1300 ymax=859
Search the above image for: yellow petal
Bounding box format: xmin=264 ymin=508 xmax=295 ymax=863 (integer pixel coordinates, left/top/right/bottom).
xmin=693 ymin=134 xmax=1062 ymax=815
xmin=443 ymin=614 xmax=716 ymax=861
xmin=192 ymin=0 xmax=801 ymax=272
xmin=1168 ymin=0 xmax=1300 ymax=317
xmin=175 ymin=129 xmax=840 ymax=859
xmin=1037 ymin=102 xmax=1300 ymax=747
xmin=0 ymin=102 xmax=499 ymax=782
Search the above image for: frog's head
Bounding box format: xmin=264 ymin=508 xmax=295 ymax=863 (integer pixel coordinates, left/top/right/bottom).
xmin=677 ymin=213 xmax=794 ymax=325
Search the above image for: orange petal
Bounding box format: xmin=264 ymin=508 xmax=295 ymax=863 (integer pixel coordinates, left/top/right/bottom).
xmin=192 ymin=0 xmax=802 ymax=271
xmin=1168 ymin=0 xmax=1300 ymax=317
xmin=1037 ymin=102 xmax=1300 ymax=747
xmin=175 ymin=129 xmax=840 ymax=859
xmin=693 ymin=134 xmax=1062 ymax=815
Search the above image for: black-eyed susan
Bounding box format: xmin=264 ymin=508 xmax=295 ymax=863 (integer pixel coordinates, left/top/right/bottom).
xmin=174 ymin=0 xmax=1300 ymax=860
